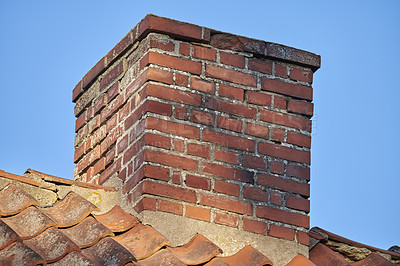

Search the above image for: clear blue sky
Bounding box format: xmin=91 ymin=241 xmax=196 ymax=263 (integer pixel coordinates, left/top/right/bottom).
xmin=1 ymin=1 xmax=399 ymax=250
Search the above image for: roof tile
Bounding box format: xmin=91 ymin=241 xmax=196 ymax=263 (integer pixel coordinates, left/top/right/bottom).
xmin=24 ymin=227 xmax=80 ymax=263
xmin=351 ymin=253 xmax=397 ymax=266
xmin=2 ymin=206 xmax=56 ymax=239
xmin=93 ymin=205 xmax=139 ymax=232
xmin=113 ymin=223 xmax=172 ymax=260
xmin=0 ymin=219 xmax=19 ymax=250
xmin=0 ymin=241 xmax=46 ymax=265
xmin=309 ymin=243 xmax=350 ymax=266
xmin=47 ymin=251 xmax=95 ymax=266
xmin=60 ymin=216 xmax=114 ymax=248
xmin=205 ymin=245 xmax=273 ymax=266
xmin=0 ymin=184 xmax=39 ymax=216
xmin=137 ymin=249 xmax=186 ymax=266
xmin=41 ymin=191 xmax=99 ymax=227
xmin=167 ymin=233 xmax=222 ymax=265
xmin=286 ymin=254 xmax=316 ymax=266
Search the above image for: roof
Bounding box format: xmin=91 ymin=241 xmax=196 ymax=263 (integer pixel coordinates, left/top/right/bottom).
xmin=0 ymin=169 xmax=313 ymax=265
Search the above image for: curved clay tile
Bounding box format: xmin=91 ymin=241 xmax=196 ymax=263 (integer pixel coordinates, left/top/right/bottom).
xmin=23 ymin=227 xmax=80 ymax=263
xmin=81 ymin=237 xmax=135 ymax=265
xmin=136 ymin=249 xmax=187 ymax=266
xmin=166 ymin=233 xmax=222 ymax=265
xmin=286 ymin=254 xmax=316 ymax=266
xmin=309 ymin=243 xmax=350 ymax=266
xmin=2 ymin=206 xmax=56 ymax=239
xmin=113 ymin=223 xmax=172 ymax=260
xmin=0 ymin=184 xmax=39 ymax=216
xmin=41 ymin=191 xmax=99 ymax=228
xmin=60 ymin=216 xmax=114 ymax=248
xmin=0 ymin=219 xmax=20 ymax=250
xmin=205 ymin=245 xmax=273 ymax=266
xmin=93 ymin=205 xmax=139 ymax=232
xmin=47 ymin=251 xmax=95 ymax=266
xmin=351 ymin=252 xmax=396 ymax=266
xmin=0 ymin=241 xmax=45 ymax=265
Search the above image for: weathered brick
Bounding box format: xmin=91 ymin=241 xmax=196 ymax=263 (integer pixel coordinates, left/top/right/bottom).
xmin=186 ymin=205 xmax=211 ymax=222
xmin=158 ymin=199 xmax=183 ymax=215
xmin=190 ymin=110 xmax=215 ymax=126
xmin=244 ymin=123 xmax=269 ymax=139
xmin=262 ymin=78 xmax=312 ymax=101
xmin=260 ymin=109 xmax=311 ymax=132
xmin=100 ymin=95 xmax=124 ymax=124
xmin=147 ymin=67 xmax=174 ymax=85
xmin=214 ymin=180 xmax=239 ymax=197
xmin=288 ymin=99 xmax=313 ymax=117
xmin=289 ymin=67 xmax=313 ymax=83
xmin=145 ymin=149 xmax=198 ymax=171
xmin=72 ymin=80 xmax=83 ymax=103
xmin=248 ymin=58 xmax=272 ymax=74
xmin=134 ymin=197 xmax=156 ymax=214
xmin=100 ymin=61 xmax=124 ymax=91
xmin=247 ymin=91 xmax=271 ymax=106
xmin=175 ymin=106 xmax=187 ymax=120
xmin=123 ymin=135 xmax=145 ymax=164
xmin=93 ymin=157 xmax=106 ymax=175
xmin=82 ymin=58 xmax=105 ymax=89
xmin=99 ymin=157 xmax=121 ymax=185
xmin=143 ymin=180 xmax=197 ymax=203
xmin=146 ymin=117 xmax=200 ymax=140
xmin=100 ymin=126 xmax=123 ymax=155
xmin=173 ymin=139 xmax=184 ymax=152
xmin=175 ymin=73 xmax=189 ymax=87
xmin=148 ymin=34 xmax=175 ymax=51
xmin=187 ymin=143 xmax=209 ymax=158
xmin=243 ymin=218 xmax=268 ymax=235
xmin=179 ymin=42 xmax=190 ymax=56
xmin=203 ymin=162 xmax=253 ymax=183
xmin=214 ymin=212 xmax=238 ymax=228
xmin=286 ymin=164 xmax=310 ymax=181
xmin=258 ymin=142 xmax=310 ymax=164
xmin=172 ymin=171 xmax=182 ymax=184
xmin=268 ymin=224 xmax=295 ymax=241
xmin=219 ymin=84 xmax=244 ymax=101
xmin=185 ymin=174 xmax=211 ymax=190
xmin=270 ymin=160 xmax=284 ymax=175
xmin=141 ymin=52 xmax=202 ymax=74
xmin=243 ymin=186 xmax=267 ymax=202
xmin=271 ymin=128 xmax=285 ymax=143
xmin=257 ymin=174 xmax=310 ymax=197
xmin=270 ymin=191 xmax=282 ymax=206
xmin=75 ymin=112 xmax=86 ymax=133
xmin=275 ymin=63 xmax=288 ymax=78
xmin=274 ymin=95 xmax=287 ymax=110
xmin=206 ymin=65 xmax=256 ymax=87
xmin=191 ymin=77 xmax=215 ymax=94
xmin=106 ymin=113 xmax=118 ymax=132
xmin=146 ymin=83 xmax=201 ymax=106
xmin=106 ymin=32 xmax=133 ymax=64
xmin=242 ymin=154 xmax=267 ymax=171
xmin=193 ymin=45 xmax=216 ymax=61
xmin=145 ymin=133 xmax=171 ymax=149
xmin=74 ymin=143 xmax=85 ymax=163
xmin=200 ymin=193 xmax=252 ymax=215
xmin=256 ymin=205 xmax=309 ymax=228
xmin=220 ymin=52 xmax=245 ymax=68
xmin=217 ymin=116 xmax=241 ymax=133
xmin=214 ymin=148 xmax=238 ymax=164
xmin=297 ymin=231 xmax=310 ymax=246
xmin=287 ymin=131 xmax=311 ymax=148
xmin=286 ymin=195 xmax=310 ymax=213
xmin=203 ymin=129 xmax=255 ymax=152
xmin=204 ymin=96 xmax=256 ymax=119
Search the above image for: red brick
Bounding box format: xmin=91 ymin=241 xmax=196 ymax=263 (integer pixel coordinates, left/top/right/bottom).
xmin=185 ymin=174 xmax=210 ymax=190
xmin=117 ymin=134 xmax=129 ymax=154
xmin=214 ymin=212 xmax=238 ymax=228
xmin=262 ymin=78 xmax=312 ymax=101
xmin=173 ymin=139 xmax=184 ymax=152
xmin=149 ymin=35 xmax=175 ymax=51
xmin=100 ymin=126 xmax=123 ymax=155
xmin=286 ymin=195 xmax=310 ymax=213
xmin=99 ymin=157 xmax=121 ymax=185
xmin=242 ymin=154 xmax=267 ymax=170
xmin=145 ymin=133 xmax=171 ymax=149
xmin=286 ymin=164 xmax=310 ymax=181
xmin=145 ymin=149 xmax=198 ymax=171
xmin=100 ymin=61 xmax=124 ymax=91
xmin=141 ymin=52 xmax=201 ymax=75
xmin=217 ymin=116 xmax=241 ymax=133
xmin=74 ymin=143 xmax=85 ymax=163
xmin=257 ymin=174 xmax=310 ymax=197
xmin=289 ymin=67 xmax=313 ymax=83
xmin=203 ymin=129 xmax=255 ymax=152
xmin=175 ymin=106 xmax=187 ymax=120
xmin=94 ymin=94 xmax=107 ymax=115
xmin=204 ymin=96 xmax=256 ymax=119
xmin=219 ymin=84 xmax=244 ymax=101
xmin=93 ymin=157 xmax=106 ymax=175
xmin=274 ymin=95 xmax=287 ymax=110
xmin=268 ymin=224 xmax=295 ymax=241
xmin=260 ymin=109 xmax=311 ymax=132
xmin=243 ymin=218 xmax=268 ymax=235
xmin=142 ymin=180 xmax=197 ymax=203
xmin=297 ymin=231 xmax=310 ymax=246
xmin=187 ymin=143 xmax=210 ymax=158
xmin=147 ymin=100 xmax=173 ymax=117
xmin=179 ymin=42 xmax=190 ymax=56
xmin=175 ymin=72 xmax=189 ymax=87
xmin=200 ymin=193 xmax=252 ymax=215
xmin=107 ymin=82 xmax=120 ymax=103
xmin=214 ymin=180 xmax=239 ymax=197
xmin=147 ymin=67 xmax=174 ymax=85
xmin=203 ymin=162 xmax=253 ymax=183
xmin=158 ymin=199 xmax=183 ymax=215
xmin=146 ymin=117 xmax=200 ymax=140
xmin=220 ymin=52 xmax=245 ymax=68
xmin=72 ymin=80 xmax=82 ymax=103
xmin=82 ymin=57 xmax=105 ymax=89
xmin=100 ymin=95 xmax=124 ymax=123
xmin=243 ymin=186 xmax=267 ymax=202
xmin=287 ymin=131 xmax=311 ymax=148
xmin=193 ymin=46 xmax=216 ymax=61
xmin=75 ymin=112 xmax=86 ymax=133
xmin=214 ymin=148 xmax=238 ymax=164
xmin=186 ymin=205 xmax=210 ymax=222
xmin=288 ymin=100 xmax=313 ymax=117
xmin=190 ymin=110 xmax=215 ymax=126
xmin=206 ymin=65 xmax=256 ymax=87
xmin=146 ymin=83 xmax=201 ymax=106
xmin=77 ymin=145 xmax=101 ymax=174
xmin=256 ymin=205 xmax=309 ymax=228
xmin=270 ymin=161 xmax=284 ymax=175
xmin=118 ymin=168 xmax=126 ymax=182
xmin=271 ymin=128 xmax=285 ymax=143
xmin=258 ymin=142 xmax=310 ymax=164
xmin=275 ymin=63 xmax=288 ymax=78
xmin=123 ymin=136 xmax=145 ymax=164
xmin=118 ymin=100 xmax=131 ymax=121
xmin=106 ymin=113 xmax=118 ymax=131
xmin=172 ymin=171 xmax=182 ymax=184
xmin=248 ymin=58 xmax=272 ymax=74
xmin=106 ymin=32 xmax=133 ymax=63
xmin=191 ymin=77 xmax=214 ymax=94
xmin=134 ymin=197 xmax=156 ymax=213
xmin=244 ymin=123 xmax=269 ymax=139
xmin=270 ymin=191 xmax=282 ymax=206
xmin=247 ymin=91 xmax=271 ymax=106
xmin=105 ymin=145 xmax=115 ymax=167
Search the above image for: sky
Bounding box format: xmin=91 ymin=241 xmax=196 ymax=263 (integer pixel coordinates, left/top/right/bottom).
xmin=0 ymin=1 xmax=399 ymax=250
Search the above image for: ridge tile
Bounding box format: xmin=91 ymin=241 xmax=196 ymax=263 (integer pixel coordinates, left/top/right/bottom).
xmin=93 ymin=205 xmax=139 ymax=232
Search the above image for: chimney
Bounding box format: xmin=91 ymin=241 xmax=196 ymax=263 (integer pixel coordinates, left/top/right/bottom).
xmin=72 ymin=14 xmax=320 ymax=263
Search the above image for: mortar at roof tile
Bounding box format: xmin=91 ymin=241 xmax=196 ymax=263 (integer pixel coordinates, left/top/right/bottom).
xmin=140 ymin=210 xmax=308 ymax=266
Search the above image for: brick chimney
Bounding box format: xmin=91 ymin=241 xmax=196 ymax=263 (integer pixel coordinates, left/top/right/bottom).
xmin=73 ymin=14 xmax=320 ymax=263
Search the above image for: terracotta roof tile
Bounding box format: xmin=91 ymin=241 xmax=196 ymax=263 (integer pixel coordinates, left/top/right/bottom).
xmin=352 ymin=252 xmax=397 ymax=266
xmin=24 ymin=227 xmax=80 ymax=263
xmin=0 ymin=184 xmax=39 ymax=216
xmin=113 ymin=223 xmax=172 ymax=260
xmin=310 ymin=242 xmax=351 ymax=265
xmin=136 ymin=249 xmax=186 ymax=266
xmin=2 ymin=206 xmax=56 ymax=239
xmin=167 ymin=233 xmax=222 ymax=265
xmin=47 ymin=250 xmax=95 ymax=266
xmin=286 ymin=254 xmax=316 ymax=266
xmin=0 ymin=241 xmax=46 ymax=265
xmin=0 ymin=219 xmax=19 ymax=250
xmin=60 ymin=216 xmax=114 ymax=248
xmin=0 ymin=169 xmax=55 ymax=191
xmin=41 ymin=191 xmax=99 ymax=227
xmin=80 ymin=237 xmax=135 ymax=265
xmin=93 ymin=205 xmax=139 ymax=232
xmin=205 ymin=245 xmax=273 ymax=266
